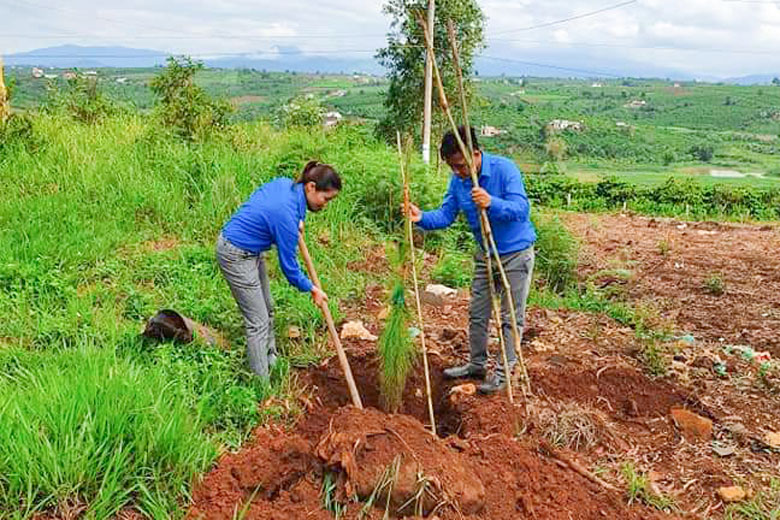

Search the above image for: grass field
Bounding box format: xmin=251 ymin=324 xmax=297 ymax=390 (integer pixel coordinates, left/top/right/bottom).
xmin=2 ymin=62 xmax=780 ymax=517
xmin=0 ymin=110 xmax=456 ymax=517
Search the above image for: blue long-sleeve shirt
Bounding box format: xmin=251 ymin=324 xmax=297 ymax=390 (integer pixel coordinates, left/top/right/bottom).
xmin=418 ymin=152 xmax=536 ymax=254
xmin=221 ymin=178 xmax=313 ymax=293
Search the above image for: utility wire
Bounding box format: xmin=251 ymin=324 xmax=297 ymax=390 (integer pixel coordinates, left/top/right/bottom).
xmin=487 ymin=38 xmax=780 ymax=56
xmin=491 ymin=0 xmax=638 ymax=35
xmin=479 ymin=55 xmax=623 ymax=77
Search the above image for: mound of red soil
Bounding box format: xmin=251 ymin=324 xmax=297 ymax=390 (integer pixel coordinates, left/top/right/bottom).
xmin=187 ymin=352 xmax=678 ymax=519
xmin=316 ymin=407 xmax=485 ymax=516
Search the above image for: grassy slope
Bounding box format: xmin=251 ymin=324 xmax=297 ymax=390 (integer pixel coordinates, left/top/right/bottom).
xmin=0 ymin=113 xmax=448 ymax=518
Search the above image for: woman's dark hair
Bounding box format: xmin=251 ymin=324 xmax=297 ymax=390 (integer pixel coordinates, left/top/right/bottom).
xmin=297 ymin=161 xmax=342 ymax=191
xmin=440 ymin=126 xmax=480 ymax=159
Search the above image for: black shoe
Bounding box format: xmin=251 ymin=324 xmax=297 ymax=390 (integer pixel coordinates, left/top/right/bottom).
xmin=443 ymin=363 xmax=487 ymax=380
xmin=478 ymin=372 xmax=507 ymax=394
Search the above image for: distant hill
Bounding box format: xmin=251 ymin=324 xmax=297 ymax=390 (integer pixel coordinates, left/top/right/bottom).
xmin=725 ymin=74 xmax=780 ymax=85
xmin=5 ymin=44 xmax=382 ymax=74
xmin=5 ymin=45 xmax=167 ymax=68
xmin=6 ymin=45 xmax=780 ymax=83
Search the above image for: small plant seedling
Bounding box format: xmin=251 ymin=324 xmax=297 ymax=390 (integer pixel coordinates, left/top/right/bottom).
xmin=377 ymin=243 xmax=417 ymax=413
xmin=704 ymin=273 xmax=726 ymax=295
xmin=621 ymin=462 xmax=676 ymax=512
xmin=641 ymin=341 xmax=669 ymax=378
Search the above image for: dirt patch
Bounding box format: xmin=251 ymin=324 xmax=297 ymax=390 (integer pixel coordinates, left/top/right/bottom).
xmin=142 ymin=236 xmax=180 ymax=252
xmin=188 ymin=212 xmax=780 ymax=519
xmin=189 ymin=370 xmax=671 ymax=519
xmin=533 ymin=366 xmax=688 ymax=419
xmin=566 ymin=213 xmax=780 ymax=355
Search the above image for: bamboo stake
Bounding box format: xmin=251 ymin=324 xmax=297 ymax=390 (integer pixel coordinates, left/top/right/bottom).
xmin=415 ymin=12 xmax=531 ymax=396
xmin=397 ymin=131 xmax=437 ymax=436
xmin=298 ymin=231 xmax=363 ymax=409
xmin=446 ymin=20 xmax=514 ymax=404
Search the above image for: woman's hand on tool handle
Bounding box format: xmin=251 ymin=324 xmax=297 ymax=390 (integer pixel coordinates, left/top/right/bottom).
xmin=401 ymin=202 xmax=423 ymax=223
xmin=311 ymin=285 xmax=329 ymax=307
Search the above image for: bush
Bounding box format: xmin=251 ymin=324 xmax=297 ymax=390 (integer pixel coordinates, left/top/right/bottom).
xmin=689 ymin=143 xmax=714 ymax=162
xmin=273 ymin=95 xmax=324 ymax=129
xmin=45 ymin=74 xmax=116 ymax=124
xmin=533 ymin=212 xmax=578 ymax=293
xmin=150 ymin=56 xmax=232 ymax=141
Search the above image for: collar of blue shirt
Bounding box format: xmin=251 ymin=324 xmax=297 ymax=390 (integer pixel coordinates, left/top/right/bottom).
xmin=456 ymin=151 xmax=493 ymax=186
xmin=295 ymin=182 xmax=307 ymax=223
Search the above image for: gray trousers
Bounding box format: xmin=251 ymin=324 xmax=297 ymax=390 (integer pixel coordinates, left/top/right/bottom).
xmin=470 ymin=246 xmax=534 ymax=376
xmin=216 ymin=233 xmax=277 ymax=378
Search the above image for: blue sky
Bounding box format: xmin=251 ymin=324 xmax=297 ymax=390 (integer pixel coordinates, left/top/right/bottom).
xmin=3 ymin=0 xmax=780 ymax=78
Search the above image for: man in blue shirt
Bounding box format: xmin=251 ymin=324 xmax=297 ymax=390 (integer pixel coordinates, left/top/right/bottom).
xmin=217 ymin=161 xmax=340 ymax=378
xmin=407 ymin=127 xmax=536 ymax=394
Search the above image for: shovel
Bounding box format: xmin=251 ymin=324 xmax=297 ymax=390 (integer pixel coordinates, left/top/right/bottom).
xmin=298 ymin=230 xmax=363 ymax=409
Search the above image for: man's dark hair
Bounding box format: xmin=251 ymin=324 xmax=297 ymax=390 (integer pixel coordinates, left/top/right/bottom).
xmin=440 ymin=126 xmax=480 ymax=159
xmin=297 ymin=161 xmax=342 ymax=191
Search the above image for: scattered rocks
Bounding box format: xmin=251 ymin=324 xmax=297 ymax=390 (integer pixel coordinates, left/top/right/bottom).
xmin=723 ymin=422 xmax=749 ymax=439
xmin=712 ymin=443 xmax=736 ymax=458
xmin=762 ymin=431 xmax=780 ymax=449
xmin=440 ymin=327 xmax=458 ymax=341
xmin=670 ymin=408 xmax=713 ymax=441
xmin=340 ymin=320 xmax=378 ymax=341
xmin=718 ymin=486 xmax=747 ymax=503
xmin=449 ymin=383 xmax=477 ymax=403
xmin=422 ymin=284 xmax=457 ymax=307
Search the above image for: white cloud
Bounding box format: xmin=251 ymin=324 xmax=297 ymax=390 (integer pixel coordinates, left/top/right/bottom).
xmin=2 ymin=0 xmax=780 ymax=77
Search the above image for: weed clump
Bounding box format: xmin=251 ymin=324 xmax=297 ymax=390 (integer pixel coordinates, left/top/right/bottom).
xmin=703 ymin=272 xmax=726 ymax=295
xmin=533 ymin=212 xmax=578 ymax=293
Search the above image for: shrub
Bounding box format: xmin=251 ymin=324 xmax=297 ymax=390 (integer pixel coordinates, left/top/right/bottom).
xmin=45 ymin=74 xmax=116 ymax=124
xmin=149 ymin=56 xmax=232 ymax=141
xmin=273 ymin=95 xmax=324 ymax=129
xmin=533 ymin=213 xmax=578 ymax=294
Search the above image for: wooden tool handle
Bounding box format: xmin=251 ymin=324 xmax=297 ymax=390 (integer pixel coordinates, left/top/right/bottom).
xmin=298 ymin=233 xmax=363 ymax=409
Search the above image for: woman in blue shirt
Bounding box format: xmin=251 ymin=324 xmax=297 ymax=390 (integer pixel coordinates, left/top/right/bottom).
xmin=217 ymin=161 xmax=341 ymax=378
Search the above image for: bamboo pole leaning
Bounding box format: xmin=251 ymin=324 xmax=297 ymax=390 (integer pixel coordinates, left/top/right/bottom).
xmin=446 ymin=20 xmax=515 ymax=405
xmin=298 ymin=230 xmax=364 ymax=409
xmin=397 ymin=131 xmax=437 ymax=436
xmin=415 ymin=12 xmax=531 ymax=397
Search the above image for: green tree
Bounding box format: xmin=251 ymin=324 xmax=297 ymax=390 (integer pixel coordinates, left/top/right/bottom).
xmin=46 ymin=73 xmax=116 ymax=124
xmin=772 ymin=77 xmax=780 ymax=86
xmin=272 ymin=95 xmax=324 ymax=128
xmin=149 ymin=56 xmax=231 ymax=141
xmin=375 ymin=0 xmax=485 ymax=143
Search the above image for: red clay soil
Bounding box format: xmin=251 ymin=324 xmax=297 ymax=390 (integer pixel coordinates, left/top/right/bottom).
xmin=188 ymin=347 xmax=675 ymax=520
xmin=188 ymin=213 xmax=780 ymax=520
xmin=565 ymin=213 xmax=780 ymax=355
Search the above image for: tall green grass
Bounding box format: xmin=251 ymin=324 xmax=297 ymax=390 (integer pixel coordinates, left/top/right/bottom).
xmin=0 ymin=346 xmax=214 ymax=518
xmin=0 ymin=111 xmax=450 ymax=516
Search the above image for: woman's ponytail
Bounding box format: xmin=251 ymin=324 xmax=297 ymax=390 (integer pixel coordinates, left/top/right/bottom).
xmin=297 ymin=161 xmax=342 ymax=191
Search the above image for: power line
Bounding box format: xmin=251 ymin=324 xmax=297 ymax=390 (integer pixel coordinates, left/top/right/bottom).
xmin=488 ymin=38 xmax=780 ymax=56
xmin=1 ymin=33 xmax=384 ymax=40
xmin=492 ymin=0 xmax=638 ymax=35
xmin=479 ymin=55 xmax=623 ymax=77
